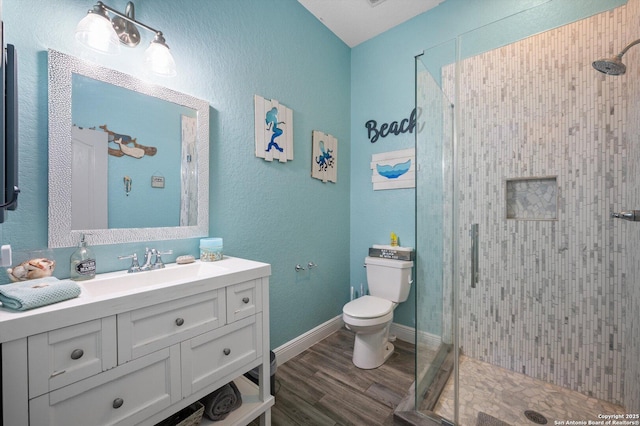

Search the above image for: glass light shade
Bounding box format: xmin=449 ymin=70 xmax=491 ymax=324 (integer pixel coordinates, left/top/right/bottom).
xmin=144 ymin=41 xmax=177 ymax=77
xmin=75 ymin=12 xmax=121 ymax=55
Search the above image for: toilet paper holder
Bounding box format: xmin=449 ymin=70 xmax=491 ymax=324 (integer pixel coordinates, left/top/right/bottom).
xmin=295 ymin=261 xmax=318 ymax=272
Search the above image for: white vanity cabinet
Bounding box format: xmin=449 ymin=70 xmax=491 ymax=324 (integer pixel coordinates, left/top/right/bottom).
xmin=0 ymin=257 xmax=273 ymax=426
xmin=117 ymin=289 xmax=227 ymax=363
xmin=29 ymin=346 xmax=181 ymax=426
xmin=28 ymin=317 xmax=118 ymax=398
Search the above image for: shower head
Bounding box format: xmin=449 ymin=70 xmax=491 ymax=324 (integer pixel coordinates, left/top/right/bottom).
xmin=592 ymin=55 xmax=626 ymax=75
xmin=593 ymin=38 xmax=640 ymax=76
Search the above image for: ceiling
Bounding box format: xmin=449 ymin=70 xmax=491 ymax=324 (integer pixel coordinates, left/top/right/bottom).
xmin=297 ymin=0 xmax=446 ymax=48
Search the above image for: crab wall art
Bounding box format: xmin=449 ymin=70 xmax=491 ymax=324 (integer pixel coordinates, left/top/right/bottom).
xmin=311 ymin=130 xmax=338 ymax=183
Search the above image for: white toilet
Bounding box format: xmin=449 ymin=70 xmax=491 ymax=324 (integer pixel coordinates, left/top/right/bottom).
xmin=342 ymin=256 xmax=414 ymax=369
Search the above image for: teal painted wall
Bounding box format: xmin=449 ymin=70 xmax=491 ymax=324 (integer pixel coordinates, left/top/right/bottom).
xmin=0 ymin=0 xmax=625 ymax=350
xmin=1 ymin=0 xmax=351 ymax=349
xmin=350 ymin=0 xmax=626 ymax=329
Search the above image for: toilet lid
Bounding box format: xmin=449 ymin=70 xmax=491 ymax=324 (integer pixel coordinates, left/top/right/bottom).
xmin=343 ymin=295 xmax=394 ymax=319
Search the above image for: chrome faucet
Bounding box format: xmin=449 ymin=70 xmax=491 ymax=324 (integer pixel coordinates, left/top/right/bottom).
xmin=119 ymin=248 xmax=173 ymax=273
xmin=152 ymin=249 xmax=171 ymax=269
xmin=140 ymin=248 xmax=155 ymax=271
xmin=118 ymin=253 xmax=141 ymax=273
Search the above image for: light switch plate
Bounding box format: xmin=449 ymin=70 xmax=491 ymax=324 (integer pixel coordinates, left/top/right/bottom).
xmin=1 ymin=244 xmax=12 ymax=267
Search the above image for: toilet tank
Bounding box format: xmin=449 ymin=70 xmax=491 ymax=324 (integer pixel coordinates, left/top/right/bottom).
xmin=365 ymin=256 xmax=413 ymax=302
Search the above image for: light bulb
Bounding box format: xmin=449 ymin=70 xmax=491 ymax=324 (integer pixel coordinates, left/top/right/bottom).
xmin=144 ymin=38 xmax=177 ymax=77
xmin=75 ymin=10 xmax=120 ymax=55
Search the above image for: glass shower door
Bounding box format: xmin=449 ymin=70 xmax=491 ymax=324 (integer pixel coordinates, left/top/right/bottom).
xmin=414 ymin=47 xmax=457 ymax=425
xmin=415 ymin=2 xmax=630 ymax=424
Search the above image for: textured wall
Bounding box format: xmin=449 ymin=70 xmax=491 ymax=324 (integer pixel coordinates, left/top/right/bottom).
xmin=1 ymin=0 xmax=351 ymax=349
xmin=442 ymin=4 xmax=634 ymax=404
xmin=1 ymin=0 xmax=631 ymax=360
xmin=351 ymin=0 xmax=627 ymax=330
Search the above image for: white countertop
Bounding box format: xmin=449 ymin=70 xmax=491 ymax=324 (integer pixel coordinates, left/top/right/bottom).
xmin=0 ymin=257 xmax=271 ymax=344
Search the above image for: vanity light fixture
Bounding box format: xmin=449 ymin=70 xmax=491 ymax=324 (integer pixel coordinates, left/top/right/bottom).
xmin=75 ymin=1 xmax=177 ymax=77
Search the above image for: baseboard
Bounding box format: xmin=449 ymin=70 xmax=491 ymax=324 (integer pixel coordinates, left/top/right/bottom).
xmin=390 ymin=323 xmax=441 ymax=350
xmin=389 ymin=322 xmax=416 ymax=343
xmin=273 ymin=315 xmax=344 ymax=365
xmin=274 ymin=318 xmax=442 ymax=366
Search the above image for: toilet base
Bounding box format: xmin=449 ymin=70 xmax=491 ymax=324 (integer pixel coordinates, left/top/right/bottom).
xmin=351 ymin=325 xmax=395 ymax=369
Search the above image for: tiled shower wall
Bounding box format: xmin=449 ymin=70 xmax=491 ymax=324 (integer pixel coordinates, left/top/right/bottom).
xmin=623 ymin=0 xmax=640 ymax=414
xmin=441 ymin=2 xmax=638 ymax=405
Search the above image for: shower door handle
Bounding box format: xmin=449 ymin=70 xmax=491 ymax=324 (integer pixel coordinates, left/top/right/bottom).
xmin=470 ymin=223 xmax=479 ymax=288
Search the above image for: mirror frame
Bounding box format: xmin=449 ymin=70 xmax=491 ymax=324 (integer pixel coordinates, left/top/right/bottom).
xmin=48 ymin=49 xmax=209 ymax=248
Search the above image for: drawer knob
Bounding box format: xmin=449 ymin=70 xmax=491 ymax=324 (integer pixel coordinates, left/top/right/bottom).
xmin=223 ymin=348 xmax=231 ymax=356
xmin=242 ymin=297 xmax=250 ymax=304
xmin=70 ymin=349 xmax=84 ymax=360
xmin=175 ymin=318 xmax=185 ymax=326
xmin=112 ymin=398 xmax=124 ymax=409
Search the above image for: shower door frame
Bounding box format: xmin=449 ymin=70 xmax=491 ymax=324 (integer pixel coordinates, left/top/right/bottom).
xmin=413 ymin=44 xmax=460 ymax=425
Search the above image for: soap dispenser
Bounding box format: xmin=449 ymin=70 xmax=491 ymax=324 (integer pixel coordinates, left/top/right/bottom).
xmin=70 ymin=234 xmax=96 ymax=281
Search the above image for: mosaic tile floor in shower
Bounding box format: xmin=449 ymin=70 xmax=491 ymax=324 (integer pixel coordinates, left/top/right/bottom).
xmin=432 ymin=355 xmax=625 ymax=426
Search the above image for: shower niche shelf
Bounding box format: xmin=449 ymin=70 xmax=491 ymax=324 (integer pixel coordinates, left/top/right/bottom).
xmin=506 ymin=177 xmax=557 ymax=220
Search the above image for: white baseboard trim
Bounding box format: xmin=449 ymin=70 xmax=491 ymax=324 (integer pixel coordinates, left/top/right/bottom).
xmin=273 ymin=315 xmax=344 ymax=365
xmin=273 ymin=318 xmax=442 ymax=366
xmin=389 ymin=322 xmax=415 ymax=343
xmin=388 ymin=323 xmax=442 ymax=350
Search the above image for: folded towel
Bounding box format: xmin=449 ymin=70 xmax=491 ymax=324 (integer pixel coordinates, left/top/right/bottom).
xmin=0 ymin=277 xmax=81 ymax=311
xmin=200 ymin=381 xmax=242 ymax=421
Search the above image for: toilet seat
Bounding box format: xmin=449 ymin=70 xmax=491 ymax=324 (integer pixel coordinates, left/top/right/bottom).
xmin=343 ymin=295 xmax=394 ymax=319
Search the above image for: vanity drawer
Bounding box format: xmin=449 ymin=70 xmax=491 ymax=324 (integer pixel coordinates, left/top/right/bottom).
xmin=181 ymin=315 xmax=262 ymax=396
xmin=117 ymin=290 xmax=225 ymax=363
xmin=28 ymin=317 xmax=117 ymax=398
xmin=29 ymin=346 xmax=180 ymax=426
xmin=226 ymin=279 xmax=262 ymax=323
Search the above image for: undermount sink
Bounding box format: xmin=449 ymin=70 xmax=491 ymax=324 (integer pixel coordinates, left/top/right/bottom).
xmin=80 ymin=259 xmax=230 ymax=298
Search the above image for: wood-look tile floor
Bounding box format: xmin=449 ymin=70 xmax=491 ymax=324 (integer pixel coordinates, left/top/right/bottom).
xmin=254 ymin=329 xmax=627 ymax=426
xmin=251 ymin=328 xmax=416 ymax=426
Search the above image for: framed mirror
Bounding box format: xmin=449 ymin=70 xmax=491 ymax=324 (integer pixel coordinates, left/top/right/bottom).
xmin=48 ymin=49 xmax=209 ymax=248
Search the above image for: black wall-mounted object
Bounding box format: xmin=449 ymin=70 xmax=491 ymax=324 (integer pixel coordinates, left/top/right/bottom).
xmin=0 ymin=25 xmax=20 ymax=223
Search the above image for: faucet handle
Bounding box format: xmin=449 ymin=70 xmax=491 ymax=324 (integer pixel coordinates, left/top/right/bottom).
xmin=118 ymin=253 xmax=141 ymax=273
xmin=152 ymin=250 xmax=173 ymax=269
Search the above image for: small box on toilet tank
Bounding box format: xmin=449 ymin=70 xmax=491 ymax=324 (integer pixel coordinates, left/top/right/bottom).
xmin=368 ymin=244 xmax=414 ymax=261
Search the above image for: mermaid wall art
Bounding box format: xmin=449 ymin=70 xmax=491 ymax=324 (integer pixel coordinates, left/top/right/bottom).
xmin=254 ymin=94 xmax=294 ymax=163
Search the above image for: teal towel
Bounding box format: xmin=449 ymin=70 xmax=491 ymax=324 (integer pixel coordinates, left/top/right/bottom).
xmin=0 ymin=277 xmax=81 ymax=311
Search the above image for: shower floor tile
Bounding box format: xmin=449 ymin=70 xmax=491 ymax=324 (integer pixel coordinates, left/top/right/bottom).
xmin=432 ymin=355 xmax=625 ymax=426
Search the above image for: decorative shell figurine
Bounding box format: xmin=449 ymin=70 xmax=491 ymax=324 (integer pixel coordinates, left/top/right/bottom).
xmin=7 ymin=258 xmax=56 ymax=282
